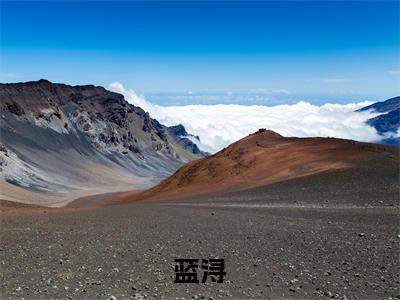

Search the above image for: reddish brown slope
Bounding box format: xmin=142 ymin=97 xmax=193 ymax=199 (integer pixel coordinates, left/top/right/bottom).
xmin=112 ymin=129 xmax=397 ymax=203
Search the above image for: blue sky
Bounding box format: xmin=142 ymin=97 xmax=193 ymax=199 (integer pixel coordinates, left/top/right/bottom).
xmin=1 ymin=1 xmax=399 ymax=104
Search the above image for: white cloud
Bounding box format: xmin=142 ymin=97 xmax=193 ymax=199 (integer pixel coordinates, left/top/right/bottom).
xmin=255 ymin=88 xmax=293 ymax=94
xmin=383 ymin=128 xmax=400 ymax=140
xmin=109 ymin=82 xmax=156 ymax=114
xmin=388 ymin=70 xmax=400 ymax=75
xmin=321 ymin=78 xmax=351 ymax=83
xmin=0 ymin=72 xmax=18 ymax=79
xmin=109 ymin=82 xmax=382 ymax=153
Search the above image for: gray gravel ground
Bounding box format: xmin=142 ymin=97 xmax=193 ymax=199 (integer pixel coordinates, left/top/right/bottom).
xmin=1 ymin=158 xmax=399 ymax=299
xmin=1 ymin=200 xmax=399 ymax=300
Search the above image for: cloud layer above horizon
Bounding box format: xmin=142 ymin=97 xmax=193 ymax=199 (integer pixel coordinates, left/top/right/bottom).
xmin=109 ymin=82 xmax=383 ymax=153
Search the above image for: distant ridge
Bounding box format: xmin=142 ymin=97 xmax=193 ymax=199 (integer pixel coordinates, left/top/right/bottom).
xmin=357 ymin=96 xmax=400 ymax=113
xmin=357 ymin=96 xmax=399 ymax=146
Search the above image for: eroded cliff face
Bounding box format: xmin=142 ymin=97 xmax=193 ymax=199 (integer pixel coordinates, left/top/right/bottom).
xmin=0 ymin=79 xmax=204 ymax=206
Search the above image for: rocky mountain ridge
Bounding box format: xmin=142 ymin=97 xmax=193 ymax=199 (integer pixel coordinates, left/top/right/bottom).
xmin=0 ymin=79 xmax=205 ymax=206
xmin=357 ymin=96 xmax=400 ymax=146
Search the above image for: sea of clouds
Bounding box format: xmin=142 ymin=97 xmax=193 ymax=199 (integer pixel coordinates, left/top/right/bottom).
xmin=109 ymin=82 xmax=384 ymax=153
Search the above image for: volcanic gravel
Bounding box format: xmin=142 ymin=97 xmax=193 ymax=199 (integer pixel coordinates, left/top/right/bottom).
xmin=1 ymin=152 xmax=399 ymax=299
xmin=1 ymin=198 xmax=399 ymax=299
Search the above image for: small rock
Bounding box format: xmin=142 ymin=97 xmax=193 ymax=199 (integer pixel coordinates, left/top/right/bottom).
xmin=324 ymin=291 xmax=333 ymax=297
xmin=133 ymin=293 xmax=145 ymax=300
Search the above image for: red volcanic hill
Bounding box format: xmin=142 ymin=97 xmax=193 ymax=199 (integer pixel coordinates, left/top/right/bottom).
xmin=111 ymin=129 xmax=398 ymax=204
